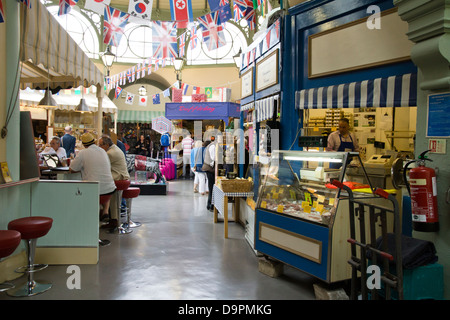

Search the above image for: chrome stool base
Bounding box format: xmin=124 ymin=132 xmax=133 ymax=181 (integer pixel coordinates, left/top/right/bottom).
xmin=15 ymin=263 xmax=48 ymax=274
xmin=0 ymin=282 xmax=15 ymax=293
xmin=118 ymin=225 xmax=133 ymax=234
xmin=7 ymin=280 xmax=52 ymax=297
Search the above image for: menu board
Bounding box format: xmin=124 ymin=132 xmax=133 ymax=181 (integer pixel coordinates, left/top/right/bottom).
xmin=427 ymin=92 xmax=450 ymax=137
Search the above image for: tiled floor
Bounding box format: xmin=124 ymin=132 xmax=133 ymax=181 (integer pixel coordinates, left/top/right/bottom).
xmin=0 ymin=179 xmax=319 ymax=300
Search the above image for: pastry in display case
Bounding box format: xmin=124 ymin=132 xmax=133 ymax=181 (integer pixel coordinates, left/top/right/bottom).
xmin=254 ymin=150 xmax=390 ymax=283
xmin=257 ymin=150 xmax=356 ymax=226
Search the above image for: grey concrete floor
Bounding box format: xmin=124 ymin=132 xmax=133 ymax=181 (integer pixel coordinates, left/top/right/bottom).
xmin=0 ymin=179 xmax=319 ymax=300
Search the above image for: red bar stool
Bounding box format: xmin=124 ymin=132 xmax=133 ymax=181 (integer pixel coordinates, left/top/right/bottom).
xmin=99 ymin=194 xmax=113 ymax=246
xmin=0 ymin=230 xmax=21 ymax=293
xmin=113 ymin=180 xmax=131 ymax=232
xmin=7 ymin=216 xmax=53 ymax=297
xmin=121 ymin=187 xmax=141 ymax=234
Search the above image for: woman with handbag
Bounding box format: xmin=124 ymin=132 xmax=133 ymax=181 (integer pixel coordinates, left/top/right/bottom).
xmin=202 ymin=140 xmax=215 ymax=211
xmin=190 ymin=140 xmax=207 ymax=195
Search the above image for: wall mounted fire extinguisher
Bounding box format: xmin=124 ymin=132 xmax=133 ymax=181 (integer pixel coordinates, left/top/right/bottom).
xmin=404 ymin=150 xmax=439 ymax=232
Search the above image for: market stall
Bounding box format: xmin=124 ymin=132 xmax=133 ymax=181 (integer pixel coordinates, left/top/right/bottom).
xmin=1 ymin=0 xmax=106 ymax=273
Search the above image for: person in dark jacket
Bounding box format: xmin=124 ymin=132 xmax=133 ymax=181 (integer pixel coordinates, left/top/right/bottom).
xmin=61 ymin=126 xmax=76 ymax=158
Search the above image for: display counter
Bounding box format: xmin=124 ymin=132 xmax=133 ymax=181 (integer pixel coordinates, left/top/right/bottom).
xmin=254 ymin=150 xmax=395 ymax=283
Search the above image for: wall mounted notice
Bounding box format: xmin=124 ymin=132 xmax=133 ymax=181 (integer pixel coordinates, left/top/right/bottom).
xmin=427 ymin=92 xmax=450 ymax=137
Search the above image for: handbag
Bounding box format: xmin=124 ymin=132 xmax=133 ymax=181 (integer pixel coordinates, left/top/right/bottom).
xmin=201 ymin=162 xmax=214 ymax=173
xmin=195 ymin=147 xmax=204 ymax=172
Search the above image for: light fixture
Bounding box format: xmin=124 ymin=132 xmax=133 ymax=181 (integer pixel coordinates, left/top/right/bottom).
xmin=233 ymin=48 xmax=242 ymax=70
xmin=173 ymin=57 xmax=185 ymax=87
xmin=75 ymin=98 xmax=90 ymax=113
xmin=101 ymin=45 xmax=116 ymax=76
xmin=138 ymin=85 xmax=147 ymax=97
xmin=173 ymin=57 xmax=185 ymax=72
xmin=284 ymin=156 xmax=343 ymax=163
xmin=38 ymin=89 xmax=58 ymax=109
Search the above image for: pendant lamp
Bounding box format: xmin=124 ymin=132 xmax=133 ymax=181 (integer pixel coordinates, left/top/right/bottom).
xmin=38 ymin=89 xmax=58 ymax=108
xmin=75 ymin=97 xmax=90 ymax=113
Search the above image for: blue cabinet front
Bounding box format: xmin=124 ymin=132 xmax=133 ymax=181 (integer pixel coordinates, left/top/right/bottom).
xmin=255 ymin=209 xmax=330 ymax=281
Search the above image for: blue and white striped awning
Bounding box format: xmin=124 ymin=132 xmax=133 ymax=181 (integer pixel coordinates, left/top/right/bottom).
xmin=295 ymin=73 xmax=417 ymax=110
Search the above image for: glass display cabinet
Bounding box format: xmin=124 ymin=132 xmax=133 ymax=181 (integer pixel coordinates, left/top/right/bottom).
xmin=254 ymin=150 xmax=393 ymax=283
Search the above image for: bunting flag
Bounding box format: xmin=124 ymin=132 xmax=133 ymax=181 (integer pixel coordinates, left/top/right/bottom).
xmin=178 ymin=32 xmax=186 ymax=57
xmin=243 ymin=3 xmax=256 ymax=30
xmin=58 ymin=0 xmax=79 ymax=16
xmin=125 ymin=92 xmax=135 ymax=105
xmin=128 ymin=0 xmax=153 ymax=21
xmin=175 ymin=20 xmax=189 ymax=29
xmin=217 ymin=3 xmax=232 ymax=25
xmin=163 ymin=88 xmax=171 ymax=97
xmin=127 ymin=69 xmax=132 ymax=82
xmin=207 ymin=0 xmax=221 ymax=12
xmin=154 ymin=58 xmax=159 ymax=71
xmin=152 ymin=94 xmax=160 ymax=104
xmin=115 ymin=86 xmax=123 ymax=99
xmin=147 ymin=59 xmax=152 ymax=75
xmin=103 ymin=6 xmax=130 ymax=47
xmin=205 ymin=87 xmax=213 ymax=98
xmin=0 ymin=0 xmax=4 ymax=24
xmin=139 ymin=95 xmax=148 ymax=106
xmin=18 ymin=0 xmax=32 ymax=9
xmin=233 ymin=3 xmax=244 ymax=22
xmin=192 ymin=86 xmax=201 ymax=94
xmin=169 ymin=0 xmax=193 ymax=23
xmin=152 ymin=21 xmax=178 ymax=59
xmin=197 ymin=12 xmax=226 ymax=51
xmin=84 ymin=0 xmax=110 ymax=15
xmin=181 ymin=83 xmax=189 ymax=95
xmin=190 ymin=25 xmax=198 ymax=49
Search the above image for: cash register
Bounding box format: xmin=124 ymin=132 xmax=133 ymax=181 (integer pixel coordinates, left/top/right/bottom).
xmin=363 ymin=152 xmax=397 ymax=175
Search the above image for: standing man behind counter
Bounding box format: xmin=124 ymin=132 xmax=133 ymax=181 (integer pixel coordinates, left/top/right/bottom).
xmin=326 ymin=118 xmax=359 ymax=169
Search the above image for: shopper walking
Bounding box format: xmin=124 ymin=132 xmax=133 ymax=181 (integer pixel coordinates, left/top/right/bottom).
xmin=202 ymin=140 xmax=215 ymax=211
xmin=191 ymin=140 xmax=207 ymax=195
xmin=181 ymin=132 xmax=194 ymax=179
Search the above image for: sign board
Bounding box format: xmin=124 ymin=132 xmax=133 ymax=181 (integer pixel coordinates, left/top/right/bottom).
xmin=427 ymin=92 xmax=450 ymax=137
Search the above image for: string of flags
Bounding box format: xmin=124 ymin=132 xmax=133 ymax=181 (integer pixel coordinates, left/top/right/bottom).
xmin=7 ymin=0 xmax=271 ymax=49
xmin=113 ymin=78 xmax=238 ymax=107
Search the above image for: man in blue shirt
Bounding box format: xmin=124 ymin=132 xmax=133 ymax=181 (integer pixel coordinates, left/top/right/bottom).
xmin=61 ymin=126 xmax=76 ymax=158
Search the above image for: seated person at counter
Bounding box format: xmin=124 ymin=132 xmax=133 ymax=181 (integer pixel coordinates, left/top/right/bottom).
xmin=326 ymin=118 xmax=359 ymax=169
xmin=39 ymin=136 xmax=67 ymax=162
xmin=99 ymin=135 xmax=130 ymax=230
xmin=69 ymin=133 xmax=116 ymax=221
xmin=62 ymin=126 xmax=76 ymax=158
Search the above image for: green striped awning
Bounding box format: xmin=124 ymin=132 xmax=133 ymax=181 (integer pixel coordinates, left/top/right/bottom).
xmin=117 ymin=110 xmax=165 ymax=123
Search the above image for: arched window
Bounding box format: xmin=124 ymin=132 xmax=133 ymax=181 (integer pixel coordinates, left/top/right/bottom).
xmin=46 ymin=4 xmax=250 ymax=66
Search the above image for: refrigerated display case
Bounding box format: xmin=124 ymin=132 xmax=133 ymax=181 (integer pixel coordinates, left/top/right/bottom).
xmin=254 ymin=150 xmax=395 ymax=283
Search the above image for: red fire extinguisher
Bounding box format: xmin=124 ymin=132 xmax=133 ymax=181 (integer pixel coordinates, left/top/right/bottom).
xmin=404 ymin=150 xmax=439 ymax=232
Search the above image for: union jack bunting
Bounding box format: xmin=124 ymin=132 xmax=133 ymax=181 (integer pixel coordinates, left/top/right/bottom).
xmin=197 ymin=12 xmax=226 ymax=51
xmin=58 ymin=0 xmax=79 ymax=16
xmin=103 ymin=6 xmax=130 ymax=47
xmin=152 ymin=21 xmax=178 ymax=59
xmin=233 ymin=4 xmax=244 ymax=22
xmin=154 ymin=59 xmax=159 ymax=71
xmin=0 ymin=0 xmax=4 ymax=23
xmin=190 ymin=25 xmax=198 ymax=49
xmin=243 ymin=3 xmax=256 ymax=30
xmin=18 ymin=0 xmax=32 ymax=9
xmin=126 ymin=69 xmax=132 ymax=82
xmin=178 ymin=32 xmax=186 ymax=57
